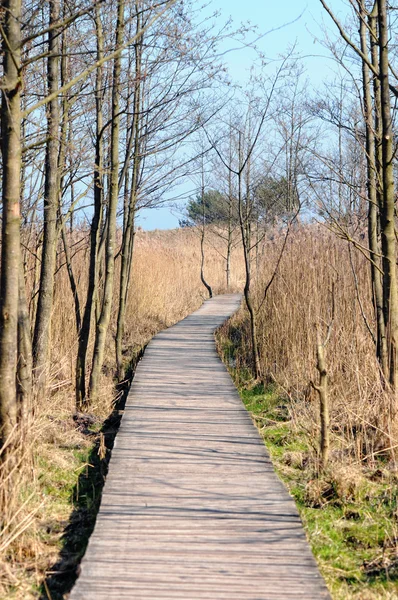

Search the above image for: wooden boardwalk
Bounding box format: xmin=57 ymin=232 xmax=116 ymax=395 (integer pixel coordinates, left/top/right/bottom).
xmin=70 ymin=294 xmax=330 ymax=600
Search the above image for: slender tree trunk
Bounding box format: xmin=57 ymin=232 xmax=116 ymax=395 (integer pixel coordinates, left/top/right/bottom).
xmin=200 ymin=170 xmax=213 ymax=299
xmin=76 ymin=4 xmax=104 ymax=407
xmin=89 ymin=0 xmax=125 ymax=403
xmin=0 ymin=0 xmax=22 ymax=447
xmin=58 ymin=26 xmax=81 ymax=337
xmin=116 ymin=195 xmax=137 ymax=379
xmin=360 ymin=7 xmax=388 ymax=378
xmin=369 ymin=9 xmax=384 ymax=227
xmin=237 ymin=132 xmax=261 ymax=379
xmin=312 ymin=335 xmax=330 ymax=469
xmin=17 ymin=261 xmax=32 ymax=424
xmin=377 ymin=0 xmax=398 ymax=390
xmin=33 ymin=0 xmax=61 ymax=388
xmin=226 ymin=143 xmax=233 ymax=290
xmin=116 ymin=15 xmax=143 ymax=380
xmin=200 ymin=227 xmax=213 ymax=299
xmin=61 ymin=225 xmax=82 ymax=333
xmin=226 ymin=233 xmax=232 ymax=291
xmin=17 ymin=153 xmax=32 ymax=424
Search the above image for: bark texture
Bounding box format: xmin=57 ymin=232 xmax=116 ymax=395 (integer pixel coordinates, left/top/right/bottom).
xmin=89 ymin=0 xmax=125 ymax=403
xmin=0 ymin=0 xmax=23 ymax=446
xmin=76 ymin=3 xmax=104 ymax=407
xmin=33 ymin=0 xmax=61 ymax=388
xmin=360 ymin=7 xmax=388 ymax=378
xmin=116 ymin=12 xmax=143 ymax=380
xmin=377 ymin=0 xmax=398 ymax=390
xmin=312 ymin=337 xmax=330 ymax=469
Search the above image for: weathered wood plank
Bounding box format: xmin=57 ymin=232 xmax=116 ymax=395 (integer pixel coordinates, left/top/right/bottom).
xmin=70 ymin=294 xmax=331 ymax=599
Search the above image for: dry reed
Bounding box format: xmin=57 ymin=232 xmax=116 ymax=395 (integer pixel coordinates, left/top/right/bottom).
xmin=0 ymin=226 xmax=244 ymax=599
xmin=226 ymin=222 xmax=397 ymax=465
xmin=3 ymin=220 xmax=396 ymax=598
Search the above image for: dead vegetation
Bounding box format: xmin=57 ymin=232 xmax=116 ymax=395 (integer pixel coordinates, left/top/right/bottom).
xmin=0 ymin=227 xmax=244 ymax=600
xmin=2 ymin=220 xmax=398 ymax=598
xmin=217 ymin=222 xmax=398 ymax=598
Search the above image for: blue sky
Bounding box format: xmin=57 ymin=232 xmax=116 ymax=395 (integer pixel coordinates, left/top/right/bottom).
xmin=137 ymin=0 xmax=347 ymax=230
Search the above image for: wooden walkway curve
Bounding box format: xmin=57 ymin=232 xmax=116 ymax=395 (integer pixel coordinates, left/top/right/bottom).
xmin=70 ymin=294 xmax=331 ymax=600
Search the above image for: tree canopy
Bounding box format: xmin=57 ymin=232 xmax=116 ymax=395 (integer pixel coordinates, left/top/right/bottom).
xmin=180 ymin=176 xmax=298 ymax=228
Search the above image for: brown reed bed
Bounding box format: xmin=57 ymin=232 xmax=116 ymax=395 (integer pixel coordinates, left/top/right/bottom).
xmin=3 ymin=220 xmax=397 ymax=598
xmin=217 ymin=223 xmax=398 ymax=598
xmin=0 ymin=226 xmax=244 ymax=599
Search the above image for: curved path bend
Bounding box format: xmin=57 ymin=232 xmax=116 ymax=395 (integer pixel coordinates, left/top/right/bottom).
xmin=71 ymin=294 xmax=330 ymax=600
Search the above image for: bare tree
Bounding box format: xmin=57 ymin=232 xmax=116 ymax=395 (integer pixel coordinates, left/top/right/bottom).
xmin=32 ymin=0 xmax=61 ymax=389
xmin=88 ymin=0 xmax=126 ymax=403
xmin=76 ymin=1 xmax=106 ymax=406
xmin=319 ymin=0 xmax=398 ymax=390
xmin=0 ymin=0 xmax=23 ymax=446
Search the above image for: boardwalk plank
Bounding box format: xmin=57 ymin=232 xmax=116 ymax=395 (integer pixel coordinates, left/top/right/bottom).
xmin=70 ymin=295 xmax=330 ymax=600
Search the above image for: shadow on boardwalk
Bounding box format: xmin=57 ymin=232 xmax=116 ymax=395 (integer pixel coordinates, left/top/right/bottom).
xmin=40 ymin=348 xmax=145 ymax=600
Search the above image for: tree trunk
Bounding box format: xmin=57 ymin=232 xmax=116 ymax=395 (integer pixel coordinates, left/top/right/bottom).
xmin=116 ymin=201 xmax=137 ymax=380
xmin=200 ymin=226 xmax=213 ymax=299
xmin=0 ymin=0 xmax=22 ymax=447
xmin=200 ymin=174 xmax=213 ymax=299
xmin=226 ymin=236 xmax=231 ymax=291
xmin=377 ymin=0 xmax=398 ymax=390
xmin=360 ymin=7 xmax=388 ymax=379
xmin=17 ymin=260 xmax=32 ymax=424
xmin=89 ymin=0 xmax=125 ymax=403
xmin=226 ymin=152 xmax=233 ymax=290
xmin=33 ymin=0 xmax=61 ymax=388
xmin=312 ymin=335 xmax=330 ymax=469
xmin=58 ymin=25 xmax=81 ymax=337
xmin=61 ymin=224 xmax=82 ymax=334
xmin=116 ymin=15 xmax=143 ymax=380
xmin=76 ymin=3 xmax=104 ymax=408
xmin=238 ymin=133 xmax=261 ymax=379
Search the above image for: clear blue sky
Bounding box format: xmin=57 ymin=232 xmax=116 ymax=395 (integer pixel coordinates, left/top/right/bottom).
xmin=137 ymin=0 xmax=347 ymax=230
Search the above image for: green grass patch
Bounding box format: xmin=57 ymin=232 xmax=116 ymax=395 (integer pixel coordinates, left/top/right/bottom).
xmin=238 ymin=382 xmax=398 ymax=599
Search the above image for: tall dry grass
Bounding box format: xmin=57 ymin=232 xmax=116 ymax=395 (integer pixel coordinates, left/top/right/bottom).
xmin=0 ymin=226 xmax=245 ymax=599
xmin=47 ymin=227 xmax=245 ymax=402
xmin=3 ymin=219 xmax=396 ymax=597
xmin=224 ymin=222 xmax=397 ymax=464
